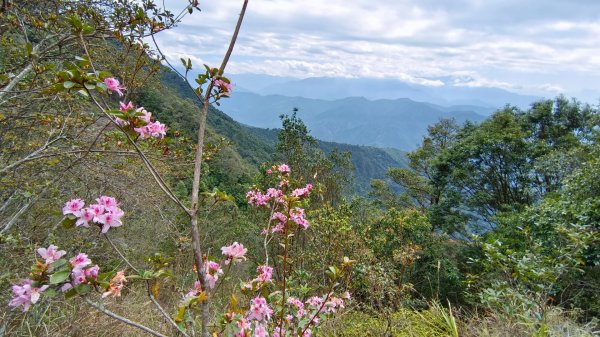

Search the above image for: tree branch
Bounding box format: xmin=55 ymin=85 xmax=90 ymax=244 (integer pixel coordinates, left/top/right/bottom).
xmin=84 ymin=298 xmax=169 ymax=337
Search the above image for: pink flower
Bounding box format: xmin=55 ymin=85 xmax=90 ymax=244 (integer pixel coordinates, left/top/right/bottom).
xmin=271 ymin=223 xmax=284 ymax=233
xmin=271 ymin=212 xmax=287 ymax=224
xmin=256 ymin=265 xmax=273 ymax=282
xmin=184 ymin=280 xmax=204 ymax=301
xmin=70 ymin=253 xmax=92 ymax=271
xmin=306 ymin=296 xmax=323 ymax=308
xmin=8 ymin=279 xmax=49 ymax=312
xmin=134 ymin=125 xmax=151 ymax=138
xmin=213 ymin=79 xmax=233 ymax=94
xmin=325 ymin=297 xmax=345 ymax=312
xmin=88 ymin=204 xmax=105 ymax=216
xmin=60 ymin=283 xmax=72 ymax=292
xmin=94 ymin=207 xmax=124 ymax=233
xmin=147 ymin=121 xmax=167 ymax=138
xmin=205 ymin=260 xmax=223 ymax=289
xmin=104 ymin=77 xmax=126 ymax=96
xmin=266 ymin=188 xmax=283 ymax=199
xmin=84 ymin=265 xmax=100 ymax=281
xmin=247 ymin=296 xmax=272 ymax=321
xmin=291 ymin=183 xmax=313 ymax=199
xmin=37 ymin=245 xmax=66 ymax=265
xmin=71 ymin=268 xmax=87 ymax=285
xmin=95 ymin=196 xmax=118 ymax=210
xmin=253 ymin=322 xmax=268 ymax=337
xmin=290 ymin=207 xmax=309 ymax=229
xmin=62 ymin=198 xmax=84 ymax=216
xmin=266 ymin=169 xmax=273 ymax=174
xmin=137 ymin=107 xmax=152 ymax=123
xmin=288 ymin=297 xmax=304 ymax=309
xmin=119 ymin=101 xmax=134 ymax=112
xmin=134 ymin=121 xmax=167 ymax=139
xmin=221 ymin=242 xmax=247 ymax=265
xmin=76 ymin=207 xmax=95 ymax=227
xmin=246 ymin=190 xmax=270 ymax=206
xmin=236 ymin=317 xmax=250 ymax=337
xmin=277 ymin=164 xmax=290 ymax=173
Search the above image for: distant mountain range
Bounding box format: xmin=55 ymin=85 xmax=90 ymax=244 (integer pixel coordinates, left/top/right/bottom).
xmin=230 ymin=74 xmax=542 ymax=108
xmin=219 ymin=92 xmax=489 ymax=150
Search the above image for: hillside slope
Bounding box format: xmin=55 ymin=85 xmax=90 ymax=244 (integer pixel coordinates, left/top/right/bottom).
xmin=156 ymin=70 xmax=408 ymax=193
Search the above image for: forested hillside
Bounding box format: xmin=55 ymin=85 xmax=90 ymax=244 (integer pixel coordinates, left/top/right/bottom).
xmin=1 ymin=1 xmax=598 ymax=337
xmin=156 ymin=69 xmax=409 ymax=193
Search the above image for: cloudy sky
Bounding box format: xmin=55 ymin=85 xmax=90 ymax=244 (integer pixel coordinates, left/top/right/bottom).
xmin=154 ymin=0 xmax=600 ymax=101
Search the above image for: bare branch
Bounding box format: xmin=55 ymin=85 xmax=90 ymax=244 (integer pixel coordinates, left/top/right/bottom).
xmin=84 ymin=298 xmax=170 ymax=337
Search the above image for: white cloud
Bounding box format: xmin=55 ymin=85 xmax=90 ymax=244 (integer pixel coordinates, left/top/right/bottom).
xmin=150 ymin=0 xmax=600 ymax=99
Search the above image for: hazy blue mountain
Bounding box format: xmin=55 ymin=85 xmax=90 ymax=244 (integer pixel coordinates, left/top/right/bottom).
xmin=218 ymin=92 xmax=486 ymax=150
xmin=229 ymin=74 xmax=541 ymax=109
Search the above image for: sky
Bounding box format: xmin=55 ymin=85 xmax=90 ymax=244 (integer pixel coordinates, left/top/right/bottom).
xmin=154 ymin=0 xmax=600 ymax=102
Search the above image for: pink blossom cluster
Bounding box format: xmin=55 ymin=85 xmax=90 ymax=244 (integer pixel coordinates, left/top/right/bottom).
xmin=37 ymin=245 xmax=66 ymax=265
xmin=213 ymin=78 xmax=233 ymax=97
xmin=116 ymin=101 xmax=167 ymax=139
xmin=104 ymin=77 xmax=126 ymax=96
xmin=266 ymin=163 xmax=291 ymax=175
xmin=255 ymin=265 xmax=273 ymax=282
xmin=270 ymin=212 xmax=287 ymax=233
xmin=235 ymin=297 xmax=272 ymax=336
xmin=246 ymin=189 xmax=271 ymax=206
xmin=63 ymin=196 xmax=124 ymax=233
xmin=247 ymin=296 xmax=272 ymax=321
xmin=181 ymin=242 xmax=248 ymax=307
xmin=205 ymin=260 xmax=224 ymax=289
xmin=289 ymin=207 xmax=309 ymax=229
xmin=60 ymin=253 xmax=100 ymax=293
xmin=8 ymin=280 xmax=49 ymax=312
xmin=291 ymin=183 xmax=313 ymax=198
xmin=9 ymin=245 xmax=108 ymax=312
xmin=221 ymin=242 xmax=247 ymax=265
xmin=242 ymin=265 xmax=274 ymax=291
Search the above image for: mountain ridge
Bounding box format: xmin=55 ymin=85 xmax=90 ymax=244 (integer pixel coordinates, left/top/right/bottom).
xmin=218 ymin=91 xmax=487 ymax=150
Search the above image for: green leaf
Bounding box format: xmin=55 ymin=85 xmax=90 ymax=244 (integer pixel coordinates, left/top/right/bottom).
xmin=49 ymin=258 xmax=68 ymax=270
xmin=96 ymin=82 xmax=107 ymax=92
xmin=63 ymin=81 xmax=75 ymax=89
xmin=83 ymin=82 xmax=96 ymax=90
xmin=75 ymin=284 xmax=91 ymax=295
xmin=76 ymin=89 xmax=89 ymax=97
xmin=98 ymin=71 xmax=111 ymax=79
xmin=82 ymin=25 xmax=94 ymax=35
xmin=62 ymin=217 xmax=76 ymax=229
xmin=50 ymin=271 xmax=71 ymax=284
xmin=43 ymin=288 xmax=58 ymax=298
xmin=64 ymin=288 xmax=78 ymax=299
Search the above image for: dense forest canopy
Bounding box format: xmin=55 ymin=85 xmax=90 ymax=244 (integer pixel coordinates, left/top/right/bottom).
xmin=0 ymin=1 xmax=598 ymax=336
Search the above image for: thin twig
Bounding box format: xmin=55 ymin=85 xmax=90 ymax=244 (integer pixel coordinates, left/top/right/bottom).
xmin=103 ymin=233 xmax=139 ymax=273
xmin=84 ymin=298 xmax=169 ymax=337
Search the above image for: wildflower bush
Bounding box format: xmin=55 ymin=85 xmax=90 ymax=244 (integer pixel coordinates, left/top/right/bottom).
xmin=4 ymin=2 xmax=352 ymax=336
